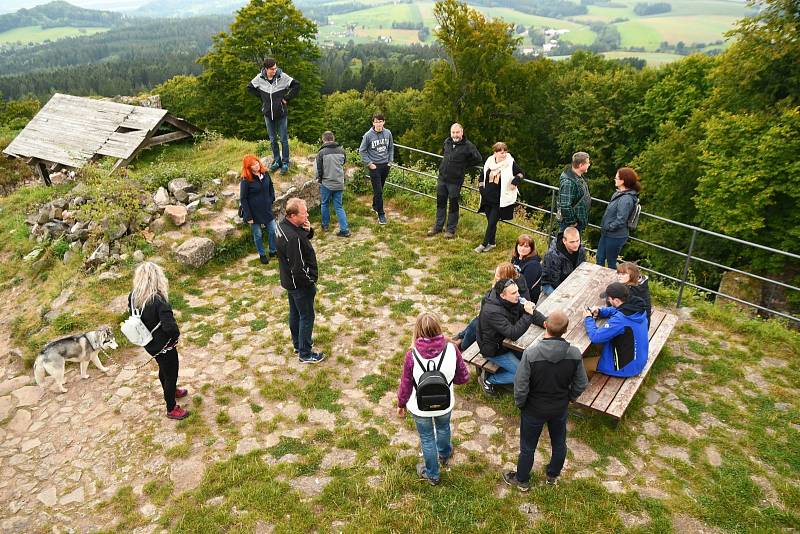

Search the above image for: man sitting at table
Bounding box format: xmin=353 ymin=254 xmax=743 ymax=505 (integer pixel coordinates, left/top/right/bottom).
xmin=541 ymin=227 xmax=586 ymax=298
xmin=475 ymin=278 xmax=546 ymax=397
xmin=583 ymin=282 xmax=649 ymax=377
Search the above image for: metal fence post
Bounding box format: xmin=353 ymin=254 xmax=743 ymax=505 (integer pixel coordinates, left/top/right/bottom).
xmin=548 ymin=189 xmax=557 ymax=245
xmin=676 ymin=229 xmax=698 ymax=308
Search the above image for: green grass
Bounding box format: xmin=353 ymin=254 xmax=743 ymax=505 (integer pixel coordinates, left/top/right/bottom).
xmin=0 ymin=25 xmax=108 ymax=44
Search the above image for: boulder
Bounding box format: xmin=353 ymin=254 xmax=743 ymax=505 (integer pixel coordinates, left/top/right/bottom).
xmin=164 ymin=205 xmax=188 ymax=226
xmin=85 ymin=242 xmax=110 ymax=267
xmin=106 ymin=222 xmax=128 ymax=241
xmin=133 ymin=250 xmax=145 ymax=262
xmin=153 ymin=187 xmax=170 ymax=206
xmin=168 ymin=178 xmax=196 ymax=203
xmin=52 ymin=197 xmax=69 ymax=210
xmin=68 ymin=221 xmax=89 ymax=242
xmin=148 ymin=215 xmax=170 ymax=234
xmin=36 ymin=208 xmax=50 ymax=225
xmin=206 ymin=220 xmax=238 ymax=243
xmin=187 ymin=193 xmax=202 ymax=203
xmin=24 ymin=249 xmax=42 ymax=262
xmin=186 ymin=200 xmax=201 ymax=213
xmin=43 ymin=221 xmax=69 ymax=239
xmin=174 ymin=237 xmax=215 ymax=268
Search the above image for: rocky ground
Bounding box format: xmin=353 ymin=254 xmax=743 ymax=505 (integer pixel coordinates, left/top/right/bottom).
xmin=0 ymin=174 xmax=797 ymax=533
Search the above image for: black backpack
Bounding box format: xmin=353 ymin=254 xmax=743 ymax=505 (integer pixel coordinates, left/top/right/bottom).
xmin=412 ymin=348 xmax=452 ymax=411
xmin=626 ymin=193 xmax=641 ymax=230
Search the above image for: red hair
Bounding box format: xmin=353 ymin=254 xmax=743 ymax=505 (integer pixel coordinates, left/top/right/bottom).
xmin=241 ymin=155 xmax=266 ymax=182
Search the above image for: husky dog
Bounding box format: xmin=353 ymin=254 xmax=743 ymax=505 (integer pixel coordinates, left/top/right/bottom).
xmin=33 ymin=326 xmax=118 ymax=393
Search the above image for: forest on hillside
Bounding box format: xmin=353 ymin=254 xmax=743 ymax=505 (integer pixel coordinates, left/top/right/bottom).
xmin=1 ymin=0 xmax=798 ymax=314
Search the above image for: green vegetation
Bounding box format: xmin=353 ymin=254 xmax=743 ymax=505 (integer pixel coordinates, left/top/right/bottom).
xmin=0 ymin=25 xmax=108 ymax=44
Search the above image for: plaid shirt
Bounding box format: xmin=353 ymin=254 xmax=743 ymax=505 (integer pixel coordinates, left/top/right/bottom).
xmin=558 ymin=168 xmax=590 ymax=228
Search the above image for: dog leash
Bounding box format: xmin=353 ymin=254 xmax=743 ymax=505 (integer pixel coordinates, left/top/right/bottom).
xmin=101 ymin=349 xmax=156 ymax=371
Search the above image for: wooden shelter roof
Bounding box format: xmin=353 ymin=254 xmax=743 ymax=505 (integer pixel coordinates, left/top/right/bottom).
xmin=2 ymin=93 xmax=199 ymax=172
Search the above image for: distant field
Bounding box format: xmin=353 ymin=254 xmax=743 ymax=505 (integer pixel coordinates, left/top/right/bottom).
xmin=560 ymin=28 xmax=597 ymax=46
xmin=0 ymin=25 xmax=109 ymax=44
xmin=601 ymin=50 xmax=686 ymax=65
xmin=328 ymin=3 xmax=425 ymax=27
xmin=474 ymin=7 xmax=585 ymax=31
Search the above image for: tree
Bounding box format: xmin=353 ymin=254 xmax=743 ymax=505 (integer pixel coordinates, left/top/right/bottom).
xmin=197 ymin=0 xmax=323 ymax=141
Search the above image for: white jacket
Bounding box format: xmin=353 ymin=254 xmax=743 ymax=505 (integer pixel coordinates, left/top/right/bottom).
xmin=482 ymin=154 xmax=519 ymax=208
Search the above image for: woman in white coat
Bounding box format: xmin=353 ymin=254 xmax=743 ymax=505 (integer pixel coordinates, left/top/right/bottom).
xmin=475 ymin=142 xmax=525 ymax=253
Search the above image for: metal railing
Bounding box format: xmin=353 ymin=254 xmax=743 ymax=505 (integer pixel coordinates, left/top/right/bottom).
xmin=386 ymin=143 xmax=800 ymax=324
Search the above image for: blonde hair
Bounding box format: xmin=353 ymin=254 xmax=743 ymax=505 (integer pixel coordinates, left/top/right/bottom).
xmin=132 ymin=261 xmax=169 ymax=309
xmin=413 ymin=312 xmax=443 ymax=341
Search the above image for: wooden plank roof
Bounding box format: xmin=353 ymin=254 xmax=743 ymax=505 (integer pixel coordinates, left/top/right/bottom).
xmin=2 ymin=93 xmax=172 ymax=168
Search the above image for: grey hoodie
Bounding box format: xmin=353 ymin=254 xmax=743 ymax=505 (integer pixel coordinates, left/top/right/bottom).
xmin=358 ymin=127 xmax=394 ymax=165
xmin=315 ymin=142 xmax=346 ymax=191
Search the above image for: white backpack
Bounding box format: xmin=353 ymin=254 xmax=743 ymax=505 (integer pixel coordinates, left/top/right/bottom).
xmin=120 ymin=295 xmax=160 ymax=346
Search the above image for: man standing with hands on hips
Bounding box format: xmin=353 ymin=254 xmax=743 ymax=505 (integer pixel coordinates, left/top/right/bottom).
xmin=358 ymin=113 xmax=394 ymax=225
xmin=275 ymin=198 xmax=325 ymax=364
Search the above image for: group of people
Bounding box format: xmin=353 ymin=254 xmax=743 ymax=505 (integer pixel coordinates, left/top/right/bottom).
xmin=122 ymin=57 xmax=650 ymax=482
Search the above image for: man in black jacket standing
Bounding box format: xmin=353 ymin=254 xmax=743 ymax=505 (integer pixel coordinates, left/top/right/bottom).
xmin=503 ymin=310 xmax=587 ymax=491
xmin=247 ymin=58 xmax=301 ymax=175
xmin=275 ymin=198 xmax=324 ymax=364
xmin=476 ymin=278 xmax=546 ymax=396
xmin=428 ymin=123 xmax=482 ymax=238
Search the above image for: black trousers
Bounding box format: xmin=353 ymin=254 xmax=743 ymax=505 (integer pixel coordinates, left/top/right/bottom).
xmin=435 ymin=180 xmax=462 ymax=233
xmin=155 ymin=348 xmax=179 ymax=411
xmin=369 ymin=163 xmax=390 ymax=215
xmin=483 ymin=203 xmax=502 ymax=246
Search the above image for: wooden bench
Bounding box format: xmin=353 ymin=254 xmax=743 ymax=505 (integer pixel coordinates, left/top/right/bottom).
xmin=575 ymin=309 xmax=677 ymax=421
xmin=461 ymin=262 xmax=617 ymax=374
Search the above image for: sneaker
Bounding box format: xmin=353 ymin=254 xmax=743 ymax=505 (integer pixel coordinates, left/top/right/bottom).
xmin=483 ymin=243 xmax=496 ymax=252
xmin=259 ymin=255 xmax=269 ymax=264
xmin=269 ymin=160 xmax=281 ymax=172
xmin=378 ymin=214 xmax=387 ymax=225
xmin=269 ymin=251 xmax=277 ymax=258
xmin=166 ymin=405 xmax=189 ymax=420
xmin=477 ymin=370 xmax=498 ymax=397
xmin=444 ymin=231 xmax=455 ymax=239
xmin=336 ymin=230 xmax=351 ymax=238
xmin=416 ymin=462 xmax=439 ymax=486
xmin=321 ymin=225 xmax=329 ymax=232
xmin=175 ymin=387 xmax=188 ymax=399
xmin=427 ymin=228 xmax=442 ymax=237
xmin=280 ymin=164 xmax=289 ymax=175
xmin=545 ymin=476 xmax=558 ymax=486
xmin=503 ymin=471 xmax=531 ymax=492
xmin=299 ymin=351 xmax=326 ymax=364
xmin=474 ymin=244 xmax=486 ymax=253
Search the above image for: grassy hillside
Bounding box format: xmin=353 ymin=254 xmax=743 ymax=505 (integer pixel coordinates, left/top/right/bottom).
xmin=0 ymin=24 xmax=108 ymax=44
xmin=0 ymin=135 xmax=798 ymax=532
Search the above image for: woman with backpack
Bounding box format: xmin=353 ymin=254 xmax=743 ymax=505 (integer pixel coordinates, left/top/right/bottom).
xmin=130 ymin=262 xmax=188 ymax=420
xmin=397 ymin=312 xmax=470 ymax=485
xmin=511 ymin=234 xmax=542 ymax=303
xmin=239 ymin=154 xmax=276 ymax=265
xmin=596 ymin=167 xmax=641 ymax=269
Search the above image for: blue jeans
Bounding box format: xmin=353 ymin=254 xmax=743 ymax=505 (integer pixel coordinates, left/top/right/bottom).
xmin=486 ymin=351 xmax=521 ymax=385
xmin=250 ymin=221 xmax=276 ymax=257
xmin=264 ymin=114 xmax=289 ymax=165
xmin=287 ymin=285 xmax=316 ymax=357
xmin=596 ymin=234 xmax=627 ymax=269
xmin=541 ymin=284 xmax=555 ymax=296
xmin=320 ymin=185 xmax=349 ymax=233
xmin=516 ymin=410 xmax=568 ymax=483
xmin=412 ymin=411 xmax=452 ymax=481
xmin=456 ymin=317 xmax=478 ymax=350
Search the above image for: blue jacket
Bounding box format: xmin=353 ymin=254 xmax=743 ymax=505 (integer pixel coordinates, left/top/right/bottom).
xmin=584 ymin=296 xmax=649 ymax=377
xmin=600 ymin=190 xmax=638 ymax=238
xmin=240 ymin=174 xmax=275 ymax=225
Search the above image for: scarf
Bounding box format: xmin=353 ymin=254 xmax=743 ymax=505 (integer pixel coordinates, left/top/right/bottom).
xmin=485 ymin=154 xmax=514 ymax=185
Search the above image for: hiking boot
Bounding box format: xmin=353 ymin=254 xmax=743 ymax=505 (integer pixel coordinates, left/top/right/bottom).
xmin=545 ymin=476 xmax=558 ymax=486
xmin=166 ymin=405 xmax=189 ymax=420
xmin=474 ymin=244 xmax=486 ymax=253
xmin=299 ymin=351 xmax=326 ymax=364
xmin=478 ymin=370 xmax=498 ymax=397
xmin=378 ymin=214 xmax=387 ymax=225
xmin=269 ymin=251 xmax=277 ymax=258
xmin=336 ymin=230 xmax=351 ymax=238
xmin=269 ymin=160 xmax=281 ymax=172
xmin=321 ymin=225 xmax=329 ymax=231
xmin=416 ymin=462 xmax=439 ymax=486
xmin=427 ymin=228 xmax=442 ymax=237
xmin=259 ymin=255 xmax=269 ymax=264
xmin=175 ymin=387 xmax=188 ymax=399
xmin=280 ymin=164 xmax=289 ymax=175
xmin=483 ymin=243 xmax=496 ymax=252
xmin=503 ymin=471 xmax=531 ymax=492
xmin=444 ymin=231 xmax=455 ymax=239
xmin=439 ymin=454 xmax=451 ymax=468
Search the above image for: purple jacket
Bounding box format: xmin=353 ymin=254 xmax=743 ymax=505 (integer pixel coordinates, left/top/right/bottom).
xmin=397 ymin=334 xmax=470 ymax=409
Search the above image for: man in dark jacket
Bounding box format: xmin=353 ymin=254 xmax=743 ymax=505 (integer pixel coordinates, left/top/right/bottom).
xmin=247 ymin=58 xmax=301 ymax=175
xmin=428 ymin=123 xmax=482 ymax=238
xmin=541 ymin=227 xmax=587 ymax=296
xmin=557 ymin=151 xmax=591 ymax=232
xmin=504 ymin=310 xmax=587 ymax=490
xmin=275 ymin=198 xmax=324 ymax=364
xmin=584 ymin=282 xmax=649 ymax=377
xmin=315 ymin=131 xmax=350 ymax=237
xmin=476 ymin=278 xmax=546 ymax=396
